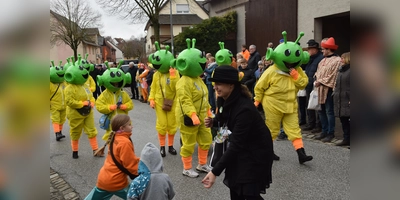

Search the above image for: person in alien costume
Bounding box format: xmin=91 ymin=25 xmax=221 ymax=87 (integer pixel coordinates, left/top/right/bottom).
xmin=148 ymin=41 xmax=180 ymax=158
xmin=254 ymin=31 xmax=313 ymax=164
xmin=95 ymin=60 xmax=133 ymax=141
xmin=64 ymin=57 xmax=100 ymax=159
xmin=215 ymin=42 xmax=234 ymax=66
xmin=50 ymin=61 xmax=67 ymax=141
xmin=76 ymin=53 xmax=96 ymax=93
xmin=172 ymin=38 xmax=213 ymax=178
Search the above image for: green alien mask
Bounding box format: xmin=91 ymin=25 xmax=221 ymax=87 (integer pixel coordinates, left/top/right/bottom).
xmin=50 ymin=60 xmax=65 ymax=83
xmin=75 ymin=53 xmax=94 ymax=72
xmin=97 ymin=60 xmax=132 ymax=92
xmin=172 ymin=38 xmax=207 ymax=77
xmin=266 ymin=31 xmax=310 ymax=73
xmin=64 ymin=56 xmax=90 ymax=85
xmin=150 ymin=41 xmax=175 ymax=74
xmin=215 ymin=42 xmax=233 ymax=66
xmin=63 ymin=57 xmax=72 ymax=71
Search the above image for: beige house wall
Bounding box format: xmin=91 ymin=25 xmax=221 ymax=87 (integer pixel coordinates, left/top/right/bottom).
xmin=298 ymin=0 xmax=350 ymax=46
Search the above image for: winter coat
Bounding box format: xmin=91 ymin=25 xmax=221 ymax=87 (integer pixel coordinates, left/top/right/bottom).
xmin=204 ymin=62 xmax=217 ymax=85
xmin=333 ymin=64 xmax=350 ymax=117
xmin=211 ymin=86 xmax=273 ymax=193
xmin=247 ymin=51 xmax=261 ymax=72
xmin=96 ymin=132 xmax=140 ymax=192
xmin=238 ymin=66 xmax=256 ymax=90
xmin=127 ymin=143 xmax=175 ymax=200
xmin=304 ymin=51 xmax=324 ymax=93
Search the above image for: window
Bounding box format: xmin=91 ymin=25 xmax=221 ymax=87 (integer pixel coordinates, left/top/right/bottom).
xmin=176 ymin=4 xmax=189 ymax=14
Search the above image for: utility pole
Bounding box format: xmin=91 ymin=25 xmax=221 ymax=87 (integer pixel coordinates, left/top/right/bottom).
xmin=169 ymin=0 xmax=174 ymax=55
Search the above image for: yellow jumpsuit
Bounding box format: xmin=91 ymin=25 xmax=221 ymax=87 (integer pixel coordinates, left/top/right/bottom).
xmin=148 ymin=71 xmax=180 ymax=146
xmin=85 ymin=76 xmax=96 ymax=93
xmin=254 ymin=64 xmax=308 ymax=142
xmin=95 ymin=89 xmax=133 ymax=141
xmin=65 ymin=83 xmax=98 ymax=150
xmin=176 ymin=76 xmax=212 ymax=169
xmin=50 ymin=81 xmax=66 ymax=132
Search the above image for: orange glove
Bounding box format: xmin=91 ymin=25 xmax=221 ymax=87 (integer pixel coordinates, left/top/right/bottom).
xmin=150 ymin=99 xmax=155 ymax=108
xmin=191 ymin=112 xmax=200 ymax=126
xmin=289 ymin=68 xmax=299 ymax=80
xmin=82 ymin=100 xmax=89 ymax=106
xmin=254 ymin=101 xmax=260 ymax=108
xmin=169 ymin=68 xmax=177 ymax=79
xmin=109 ymin=105 xmax=117 ymax=111
xmin=90 ymin=101 xmax=95 ymax=108
xmin=207 ymin=109 xmax=213 ymax=118
xmin=119 ymin=104 xmax=127 ymax=110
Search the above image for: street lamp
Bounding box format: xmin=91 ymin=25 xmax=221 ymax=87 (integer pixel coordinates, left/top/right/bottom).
xmin=169 ymin=0 xmax=174 ymax=55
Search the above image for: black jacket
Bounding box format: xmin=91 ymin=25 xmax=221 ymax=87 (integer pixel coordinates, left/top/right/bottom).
xmin=304 ymin=51 xmax=324 ymax=92
xmin=211 ymin=86 xmax=273 ymax=192
xmin=128 ymin=66 xmax=138 ymax=79
xmin=333 ymin=64 xmax=350 ymax=117
xmin=247 ymin=51 xmax=261 ymax=72
xmin=238 ymin=67 xmax=256 ymax=90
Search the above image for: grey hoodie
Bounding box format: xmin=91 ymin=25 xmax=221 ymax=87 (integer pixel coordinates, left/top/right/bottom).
xmin=128 ymin=142 xmax=175 ymax=200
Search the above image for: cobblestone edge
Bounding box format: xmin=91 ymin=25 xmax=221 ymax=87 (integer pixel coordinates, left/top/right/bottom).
xmin=50 ymin=168 xmax=81 ymax=200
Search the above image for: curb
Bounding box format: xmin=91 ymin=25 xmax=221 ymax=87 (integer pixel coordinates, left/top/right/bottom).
xmin=50 ymin=168 xmax=81 ymax=200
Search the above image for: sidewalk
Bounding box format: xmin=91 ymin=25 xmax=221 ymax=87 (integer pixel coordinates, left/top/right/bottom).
xmin=50 ymin=168 xmax=81 ymax=200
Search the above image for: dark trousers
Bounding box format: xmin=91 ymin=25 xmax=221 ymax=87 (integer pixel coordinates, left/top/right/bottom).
xmin=93 ymin=85 xmax=101 ymax=100
xmin=298 ymin=96 xmax=307 ymax=124
xmin=340 ymin=116 xmax=350 ymax=141
xmin=319 ymin=88 xmax=335 ymax=135
xmin=130 ymin=83 xmax=139 ymax=99
xmin=230 ymin=189 xmax=263 ymax=200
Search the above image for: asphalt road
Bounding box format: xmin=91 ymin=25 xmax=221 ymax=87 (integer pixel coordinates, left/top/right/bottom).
xmin=50 ymin=90 xmax=350 ymax=200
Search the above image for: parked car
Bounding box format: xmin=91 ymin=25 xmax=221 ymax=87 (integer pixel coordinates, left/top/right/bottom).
xmin=122 ymin=59 xmax=139 ymax=66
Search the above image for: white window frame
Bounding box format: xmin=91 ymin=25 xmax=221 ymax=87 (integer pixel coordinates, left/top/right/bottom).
xmin=176 ymin=4 xmax=189 ymax=14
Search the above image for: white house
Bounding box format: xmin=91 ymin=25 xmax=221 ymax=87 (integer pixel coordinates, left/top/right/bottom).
xmin=144 ymin=0 xmax=209 ymax=55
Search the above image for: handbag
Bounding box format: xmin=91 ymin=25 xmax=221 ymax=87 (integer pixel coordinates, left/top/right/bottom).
xmin=99 ymin=114 xmax=111 ymax=130
xmin=76 ymin=105 xmax=91 ymax=116
xmin=307 ymin=88 xmax=321 ymax=110
xmin=159 ymin=78 xmax=175 ymax=111
xmin=162 ymin=98 xmax=174 ymax=111
xmin=297 ymin=89 xmax=306 ymax=97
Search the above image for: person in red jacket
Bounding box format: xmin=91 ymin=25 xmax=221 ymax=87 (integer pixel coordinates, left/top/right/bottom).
xmin=85 ymin=114 xmax=140 ymax=200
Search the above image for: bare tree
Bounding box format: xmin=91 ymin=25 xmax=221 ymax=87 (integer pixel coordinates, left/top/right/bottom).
xmin=118 ymin=38 xmax=145 ymax=60
xmin=96 ymin=0 xmax=168 ymax=43
xmin=50 ymin=0 xmax=102 ymax=60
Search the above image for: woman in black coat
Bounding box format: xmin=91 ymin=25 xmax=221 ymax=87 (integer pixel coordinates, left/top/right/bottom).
xmin=202 ymin=65 xmax=273 ymax=200
xmin=334 ymin=52 xmax=350 ymax=146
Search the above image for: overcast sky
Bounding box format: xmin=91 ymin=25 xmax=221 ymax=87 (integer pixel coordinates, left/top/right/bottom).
xmin=88 ymin=0 xmax=146 ymax=40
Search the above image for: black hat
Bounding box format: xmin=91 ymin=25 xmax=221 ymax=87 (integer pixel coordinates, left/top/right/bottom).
xmin=306 ymin=39 xmax=319 ymax=49
xmin=208 ymin=65 xmax=240 ymax=84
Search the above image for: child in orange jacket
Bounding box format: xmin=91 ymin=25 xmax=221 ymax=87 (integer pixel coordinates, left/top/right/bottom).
xmin=85 ymin=114 xmax=140 ymax=200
